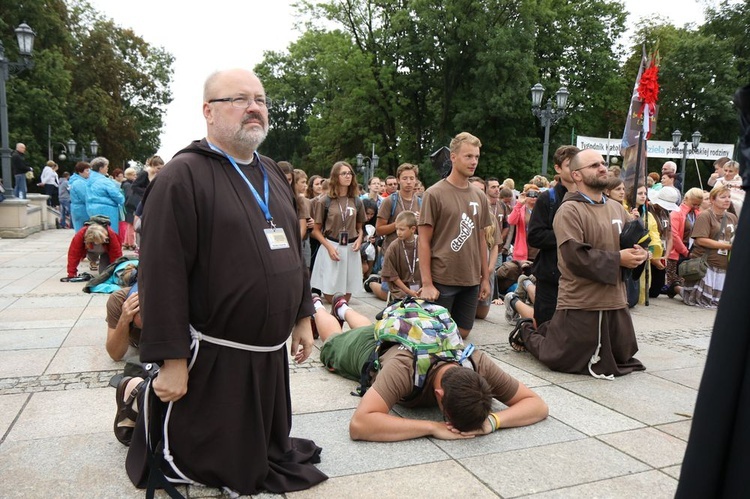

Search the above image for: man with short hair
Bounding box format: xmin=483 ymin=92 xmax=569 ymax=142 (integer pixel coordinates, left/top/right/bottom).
xmin=376 ymin=163 xmax=420 ymax=252
xmin=486 ymin=178 xmax=508 ymax=267
xmin=525 ymin=145 xmax=579 ymax=325
xmin=11 ymin=143 xmax=30 ymax=199
xmin=125 ymin=69 xmax=326 ymax=494
xmin=510 ymin=149 xmax=648 ymax=378
xmin=382 ymin=175 xmax=398 ymax=197
xmin=106 ymin=285 xmax=141 ymax=361
xmin=312 ymin=295 xmax=547 ymax=441
xmin=662 ymin=160 xmax=683 ymax=191
xmin=419 ymin=132 xmax=492 ymax=339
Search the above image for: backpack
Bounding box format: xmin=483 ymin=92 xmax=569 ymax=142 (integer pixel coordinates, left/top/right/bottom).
xmin=356 ymin=297 xmax=475 ymax=398
xmin=85 ymin=214 xmax=112 ymax=228
xmin=389 ymin=192 xmax=422 ymax=219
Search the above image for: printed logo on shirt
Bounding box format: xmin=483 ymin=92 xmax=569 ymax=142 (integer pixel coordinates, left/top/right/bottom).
xmin=612 ymin=218 xmax=623 ymax=233
xmin=469 ymin=201 xmax=479 ymax=216
xmin=450 ymin=213 xmax=475 ymax=252
xmin=347 ymin=206 xmax=355 ymax=216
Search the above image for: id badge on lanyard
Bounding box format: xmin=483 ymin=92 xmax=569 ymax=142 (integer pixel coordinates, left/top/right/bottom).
xmin=208 ymin=143 xmax=290 ymax=250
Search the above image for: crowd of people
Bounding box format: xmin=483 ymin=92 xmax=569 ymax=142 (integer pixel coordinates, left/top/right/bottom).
xmin=38 ymin=67 xmax=739 ymax=497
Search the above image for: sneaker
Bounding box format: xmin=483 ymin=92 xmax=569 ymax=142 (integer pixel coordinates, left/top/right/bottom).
xmin=330 ymin=292 xmax=347 ymax=327
xmin=310 ymin=293 xmax=322 ymax=339
xmin=363 ymin=274 xmax=380 ymax=293
xmin=516 ymin=275 xmax=531 ymax=302
xmin=504 ymin=291 xmax=520 ymax=325
xmin=312 ymin=292 xmax=323 ymax=307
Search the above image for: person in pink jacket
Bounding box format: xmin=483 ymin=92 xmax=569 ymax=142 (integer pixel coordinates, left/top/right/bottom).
xmin=667 ymin=188 xmax=704 ymax=288
xmin=508 ymin=184 xmax=540 ymax=262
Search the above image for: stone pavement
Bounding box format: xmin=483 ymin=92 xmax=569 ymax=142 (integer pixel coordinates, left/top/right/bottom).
xmin=0 ymin=229 xmax=716 ymax=498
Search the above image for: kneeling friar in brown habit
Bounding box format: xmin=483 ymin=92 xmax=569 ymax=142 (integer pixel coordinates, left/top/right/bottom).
xmin=127 ymin=68 xmax=327 ymax=495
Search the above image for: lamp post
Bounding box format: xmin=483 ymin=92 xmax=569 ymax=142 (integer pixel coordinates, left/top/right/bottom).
xmin=671 ymin=129 xmax=701 ymax=195
xmin=1 ymin=22 xmax=35 ymax=196
xmin=356 ymin=144 xmax=379 ymax=187
xmin=530 ymin=83 xmax=569 ymax=176
xmin=66 ymin=139 xmax=100 ymax=163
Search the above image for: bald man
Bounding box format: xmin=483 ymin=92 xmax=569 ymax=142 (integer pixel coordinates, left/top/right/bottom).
xmin=124 ymin=69 xmax=326 ymax=495
xmin=11 ymin=143 xmax=30 ymax=199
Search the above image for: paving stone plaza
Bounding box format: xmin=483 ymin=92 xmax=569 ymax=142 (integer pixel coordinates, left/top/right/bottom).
xmin=0 ymin=229 xmax=716 ymax=498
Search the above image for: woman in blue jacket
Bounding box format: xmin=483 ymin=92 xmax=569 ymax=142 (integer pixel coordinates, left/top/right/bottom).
xmin=69 ymin=162 xmax=91 ymax=231
xmin=86 ymin=157 xmax=125 ymax=234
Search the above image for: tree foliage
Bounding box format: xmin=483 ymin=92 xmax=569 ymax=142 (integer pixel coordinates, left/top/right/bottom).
xmin=258 ymin=0 xmax=630 ymax=183
xmin=1 ymin=0 xmax=174 ymax=177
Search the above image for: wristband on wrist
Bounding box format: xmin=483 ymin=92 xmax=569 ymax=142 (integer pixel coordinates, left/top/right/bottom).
xmin=489 ymin=412 xmax=501 ymax=432
xmin=487 ymin=414 xmax=496 ymax=432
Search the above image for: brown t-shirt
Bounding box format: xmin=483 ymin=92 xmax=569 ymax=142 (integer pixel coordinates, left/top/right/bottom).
xmin=554 ymin=195 xmax=628 ymax=310
xmin=296 ymin=194 xmax=311 ymax=220
xmin=313 ymin=195 xmax=366 ymax=240
xmin=689 ymin=210 xmax=737 ymax=270
xmin=378 ymin=193 xmax=421 ymax=251
xmin=106 ymin=287 xmax=140 ymax=348
xmin=380 ymin=237 xmax=421 ymax=300
xmin=419 ymin=180 xmax=492 ymax=286
xmin=371 ymin=348 xmax=518 ymax=410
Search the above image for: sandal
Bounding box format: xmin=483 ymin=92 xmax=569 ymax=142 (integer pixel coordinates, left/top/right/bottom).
xmin=114 ymin=376 xmax=146 ymax=446
xmin=508 ymin=318 xmax=533 ymax=352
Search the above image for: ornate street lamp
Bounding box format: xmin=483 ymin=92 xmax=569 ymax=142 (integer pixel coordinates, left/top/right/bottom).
xmin=66 ymin=139 xmax=100 ymax=162
xmin=531 ymin=83 xmax=569 ymax=176
xmin=671 ymin=129 xmax=701 ymax=195
xmin=1 ymin=22 xmax=36 ymax=196
xmin=356 ymin=145 xmax=379 ymax=187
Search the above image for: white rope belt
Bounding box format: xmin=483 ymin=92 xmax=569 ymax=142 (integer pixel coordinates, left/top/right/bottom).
xmin=588 ymin=310 xmax=615 ymax=381
xmin=152 ymin=325 xmax=287 ymax=490
xmin=189 ymin=325 xmax=286 ymax=352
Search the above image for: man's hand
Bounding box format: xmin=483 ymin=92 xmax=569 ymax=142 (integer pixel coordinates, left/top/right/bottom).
xmin=291 ymin=318 xmax=314 ymax=364
xmin=431 ymin=421 xmax=476 ymax=440
xmin=478 ymin=278 xmax=491 ymax=300
xmin=651 ymin=258 xmax=667 ymax=270
xmin=153 ymin=359 xmax=188 ymax=403
xmin=119 ymin=292 xmax=140 ymax=324
xmin=419 ymin=283 xmax=440 ymax=301
xmin=446 ymin=417 xmax=493 ymax=436
xmin=620 ymin=245 xmax=649 ymax=269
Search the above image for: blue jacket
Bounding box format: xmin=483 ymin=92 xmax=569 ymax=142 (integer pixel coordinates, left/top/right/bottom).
xmin=69 ymin=174 xmax=89 ymax=231
xmin=86 ymin=171 xmax=125 ymax=233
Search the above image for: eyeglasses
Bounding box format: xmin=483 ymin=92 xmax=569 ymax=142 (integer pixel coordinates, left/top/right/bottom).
xmin=525 ymin=191 xmax=539 ymax=198
xmin=339 ymin=171 xmax=353 ymax=177
xmin=208 ymin=96 xmax=272 ymax=109
xmin=575 ymin=161 xmax=608 ymax=171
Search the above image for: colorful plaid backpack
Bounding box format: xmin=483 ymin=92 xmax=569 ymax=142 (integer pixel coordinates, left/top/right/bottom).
xmin=356 ymin=297 xmax=475 ymax=398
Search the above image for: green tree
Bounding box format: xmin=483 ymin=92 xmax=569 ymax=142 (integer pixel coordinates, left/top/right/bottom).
xmin=259 ymin=0 xmax=632 ymax=184
xmin=0 ymin=0 xmax=174 ymax=178
xmin=703 ymin=0 xmax=749 ymax=82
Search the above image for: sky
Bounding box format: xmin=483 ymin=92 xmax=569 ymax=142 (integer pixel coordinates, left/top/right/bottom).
xmin=87 ymin=0 xmax=714 ymax=162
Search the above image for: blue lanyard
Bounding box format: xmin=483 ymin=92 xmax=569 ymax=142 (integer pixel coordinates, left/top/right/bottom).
xmin=208 ymin=142 xmax=275 ymax=228
xmin=579 ymin=192 xmax=607 ymax=205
